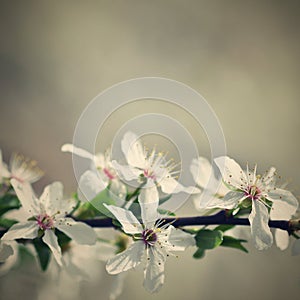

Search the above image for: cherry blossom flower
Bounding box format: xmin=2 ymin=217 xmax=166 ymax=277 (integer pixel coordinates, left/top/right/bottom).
xmin=61 ymin=144 xmax=126 ymax=203
xmin=112 ymin=131 xmax=197 ymax=206
xmin=103 ymin=201 xmax=195 ymax=293
xmin=0 ymin=150 xmax=43 ymax=184
xmin=214 ymin=156 xmax=298 ymax=250
xmin=1 ymin=179 xmax=97 ymax=266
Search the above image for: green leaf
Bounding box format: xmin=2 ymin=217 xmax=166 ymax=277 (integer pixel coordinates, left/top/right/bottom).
xmin=195 ymin=229 xmax=223 ymax=249
xmin=214 ymin=224 xmax=235 ymax=232
xmin=0 ymin=193 xmax=21 ymax=217
xmin=55 ymin=229 xmax=72 ymax=248
xmin=193 ymin=248 xmax=206 ymax=259
xmin=0 ymin=218 xmax=18 ymax=229
xmin=33 ymin=237 xmax=51 ymax=271
xmin=220 ymin=235 xmax=248 ymax=253
xmin=77 ymin=189 xmax=116 ymax=219
xmin=89 ymin=189 xmax=116 ymax=218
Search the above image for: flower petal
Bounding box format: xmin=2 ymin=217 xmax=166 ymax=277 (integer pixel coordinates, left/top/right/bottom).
xmin=159 ymin=176 xmax=196 ymax=194
xmin=10 ymin=179 xmax=39 ymax=216
xmin=111 ymin=161 xmax=140 ymax=181
xmin=190 ymin=157 xmax=213 ymax=188
xmin=40 ymin=181 xmax=63 ymax=211
xmin=77 ymin=170 xmax=107 ymax=202
xmin=121 ymin=131 xmax=146 ymax=169
xmin=143 ymin=246 xmax=166 ymax=293
xmin=138 ymin=186 xmax=159 ymax=227
xmin=106 ymin=241 xmax=144 ymax=274
xmin=55 ymin=218 xmax=97 ymax=245
xmin=248 ymin=200 xmax=273 ymax=250
xmin=2 ymin=221 xmax=38 ymax=240
xmin=214 ymin=156 xmax=245 ymax=188
xmin=103 ymin=204 xmax=143 ymax=234
xmin=215 ymin=191 xmax=244 ymax=209
xmin=165 ymin=226 xmax=195 ymax=251
xmin=274 ymin=229 xmax=289 ymax=251
xmin=61 ymin=144 xmax=94 ymax=160
xmin=268 ymin=188 xmax=298 ymax=220
xmin=42 ymin=229 xmax=63 ymax=266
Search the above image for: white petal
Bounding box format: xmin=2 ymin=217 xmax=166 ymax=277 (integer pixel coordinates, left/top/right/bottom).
xmin=159 ymin=176 xmax=195 ymax=194
xmin=143 ymin=246 xmax=166 ymax=293
xmin=2 ymin=221 xmax=38 ymax=240
xmin=61 ymin=144 xmax=94 ymax=160
xmin=214 ymin=156 xmax=245 ymax=188
xmin=106 ymin=241 xmax=144 ymax=274
xmin=262 ymin=167 xmax=276 ymax=187
xmin=249 ymin=201 xmax=273 ymax=250
xmin=138 ymin=186 xmax=159 ymax=226
xmin=112 ymin=161 xmax=140 ymax=181
xmin=268 ymin=189 xmax=298 ymax=220
xmin=274 ymin=229 xmax=289 ymax=250
xmin=0 ymin=241 xmax=14 ymax=262
xmin=292 ymin=239 xmax=300 ymax=256
xmin=165 ymin=226 xmax=195 ymax=251
xmin=56 ymin=218 xmax=97 ymax=245
xmin=10 ymin=179 xmax=39 ymax=216
xmin=190 ymin=157 xmax=213 ymax=188
xmin=215 ymin=191 xmax=244 ymax=209
xmin=103 ymin=204 xmax=143 ymax=234
xmin=42 ymin=229 xmax=63 ymax=266
xmin=77 ymin=170 xmax=107 ymax=202
xmin=121 ymin=131 xmax=146 ymax=169
xmin=40 ymin=182 xmax=73 ymax=216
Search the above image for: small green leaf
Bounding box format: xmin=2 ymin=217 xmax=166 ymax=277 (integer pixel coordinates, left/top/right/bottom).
xmin=0 ymin=218 xmax=18 ymax=229
xmin=33 ymin=237 xmax=51 ymax=271
xmin=90 ymin=189 xmax=116 ymax=218
xmin=195 ymin=229 xmax=223 ymax=249
xmin=220 ymin=235 xmax=248 ymax=253
xmin=214 ymin=224 xmax=235 ymax=232
xmin=193 ymin=248 xmax=205 ymax=259
xmin=0 ymin=194 xmax=21 ymax=217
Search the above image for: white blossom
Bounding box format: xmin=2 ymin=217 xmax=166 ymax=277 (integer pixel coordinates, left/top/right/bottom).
xmin=61 ymin=144 xmax=126 ymax=204
xmin=214 ymin=156 xmax=298 ymax=250
xmin=112 ymin=131 xmax=196 ymax=206
xmin=1 ymin=179 xmax=97 ymax=266
xmin=103 ymin=201 xmax=195 ymax=293
xmin=0 ymin=150 xmax=43 ymax=184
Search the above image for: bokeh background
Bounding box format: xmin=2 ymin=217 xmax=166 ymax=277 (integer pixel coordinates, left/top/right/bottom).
xmin=0 ymin=1 xmax=300 ymax=299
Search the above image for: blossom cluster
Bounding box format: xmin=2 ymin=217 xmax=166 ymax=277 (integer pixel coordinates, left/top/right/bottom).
xmin=0 ymin=132 xmax=299 ymax=298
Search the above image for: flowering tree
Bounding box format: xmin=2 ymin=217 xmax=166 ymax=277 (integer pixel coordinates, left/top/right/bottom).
xmin=0 ymin=132 xmax=299 ymax=298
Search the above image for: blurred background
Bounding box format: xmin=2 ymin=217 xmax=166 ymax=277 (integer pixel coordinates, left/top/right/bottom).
xmin=0 ymin=0 xmax=299 ymax=299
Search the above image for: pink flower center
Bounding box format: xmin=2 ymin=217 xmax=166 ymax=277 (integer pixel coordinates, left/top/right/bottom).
xmin=143 ymin=169 xmax=156 ymax=180
xmin=36 ymin=214 xmax=54 ymax=230
xmin=142 ymin=229 xmax=157 ymax=247
xmin=244 ymin=185 xmax=262 ymax=201
xmin=103 ymin=168 xmax=116 ymax=180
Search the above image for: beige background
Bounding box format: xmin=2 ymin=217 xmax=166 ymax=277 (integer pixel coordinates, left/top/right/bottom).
xmin=0 ymin=1 xmax=300 ymax=299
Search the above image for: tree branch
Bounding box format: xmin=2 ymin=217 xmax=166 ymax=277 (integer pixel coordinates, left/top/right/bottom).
xmin=1 ymin=211 xmax=299 ymax=238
